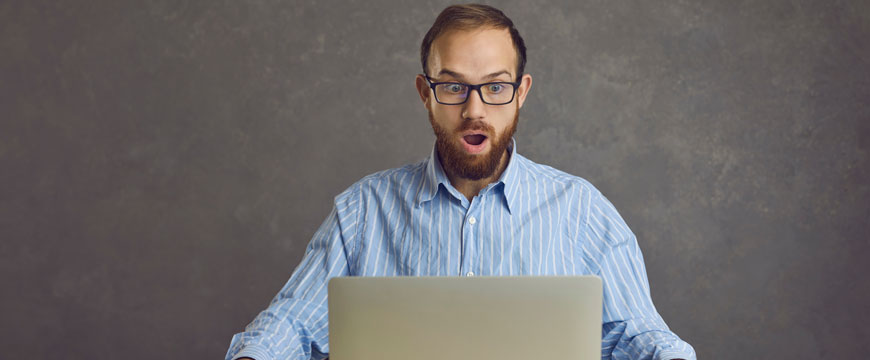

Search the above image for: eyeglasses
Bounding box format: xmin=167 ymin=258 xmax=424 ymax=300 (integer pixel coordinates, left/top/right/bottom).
xmin=424 ymin=75 xmax=520 ymax=105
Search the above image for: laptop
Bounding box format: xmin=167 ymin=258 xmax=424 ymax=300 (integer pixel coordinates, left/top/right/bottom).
xmin=328 ymin=276 xmax=602 ymax=360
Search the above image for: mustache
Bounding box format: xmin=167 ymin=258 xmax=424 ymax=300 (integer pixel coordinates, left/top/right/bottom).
xmin=457 ymin=121 xmax=494 ymax=133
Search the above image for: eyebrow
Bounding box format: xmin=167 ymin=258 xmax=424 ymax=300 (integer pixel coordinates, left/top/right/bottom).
xmin=436 ymin=69 xmax=513 ymax=82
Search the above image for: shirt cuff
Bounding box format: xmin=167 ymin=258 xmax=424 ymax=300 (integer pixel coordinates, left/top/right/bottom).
xmin=231 ymin=344 xmax=274 ymax=360
xmin=656 ymin=349 xmax=696 ymax=360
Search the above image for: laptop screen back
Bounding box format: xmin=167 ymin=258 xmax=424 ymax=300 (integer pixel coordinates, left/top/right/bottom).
xmin=328 ymin=276 xmax=602 ymax=360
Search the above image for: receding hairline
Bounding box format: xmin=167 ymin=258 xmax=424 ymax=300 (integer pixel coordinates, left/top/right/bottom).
xmin=426 ymin=27 xmax=519 ymax=79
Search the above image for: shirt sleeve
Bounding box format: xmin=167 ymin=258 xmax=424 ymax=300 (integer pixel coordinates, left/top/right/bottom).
xmin=580 ymin=189 xmax=696 ymax=360
xmin=225 ymin=187 xmax=360 ymax=360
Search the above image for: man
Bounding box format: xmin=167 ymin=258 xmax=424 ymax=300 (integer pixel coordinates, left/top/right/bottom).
xmin=226 ymin=4 xmax=696 ymax=360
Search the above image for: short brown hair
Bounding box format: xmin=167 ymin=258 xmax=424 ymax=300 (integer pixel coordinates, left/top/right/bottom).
xmin=420 ymin=4 xmax=527 ymax=80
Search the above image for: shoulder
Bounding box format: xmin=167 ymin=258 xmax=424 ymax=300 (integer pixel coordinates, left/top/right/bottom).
xmin=514 ymin=154 xmax=628 ymax=245
xmin=513 ymin=153 xmax=601 ymax=197
xmin=333 ymin=159 xmax=428 ymax=206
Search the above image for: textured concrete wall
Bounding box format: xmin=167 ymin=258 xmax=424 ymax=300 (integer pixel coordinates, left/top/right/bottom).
xmin=2 ymin=0 xmax=868 ymax=358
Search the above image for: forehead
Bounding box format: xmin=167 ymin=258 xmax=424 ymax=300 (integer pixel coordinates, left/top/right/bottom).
xmin=429 ymin=27 xmax=516 ymax=81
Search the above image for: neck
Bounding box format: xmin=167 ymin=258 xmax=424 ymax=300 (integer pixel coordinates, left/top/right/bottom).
xmin=442 ymin=150 xmax=511 ymax=202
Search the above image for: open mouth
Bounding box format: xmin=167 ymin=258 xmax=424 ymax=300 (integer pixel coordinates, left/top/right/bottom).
xmin=463 ymin=134 xmax=487 ymax=146
xmin=460 ymin=133 xmax=489 ymax=154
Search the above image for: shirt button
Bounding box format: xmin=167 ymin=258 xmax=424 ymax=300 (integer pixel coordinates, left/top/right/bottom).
xmin=466 ymin=271 xmax=474 ymax=277
xmin=468 ymin=216 xmax=477 ymax=225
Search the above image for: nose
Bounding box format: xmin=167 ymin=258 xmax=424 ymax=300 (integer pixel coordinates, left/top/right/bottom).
xmin=461 ymin=88 xmax=487 ymax=121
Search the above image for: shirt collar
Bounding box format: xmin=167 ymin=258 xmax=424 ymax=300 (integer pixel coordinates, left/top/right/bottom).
xmin=498 ymin=139 xmax=521 ymax=214
xmin=415 ymin=143 xmax=452 ymax=207
xmin=415 ymin=138 xmax=521 ymax=214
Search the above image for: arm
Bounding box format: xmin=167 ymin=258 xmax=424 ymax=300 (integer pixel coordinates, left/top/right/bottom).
xmin=581 ymin=190 xmax=696 ymax=360
xmin=225 ymin=189 xmax=360 ymax=360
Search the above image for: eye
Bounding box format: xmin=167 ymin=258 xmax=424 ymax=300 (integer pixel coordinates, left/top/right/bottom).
xmin=445 ymin=84 xmax=466 ymax=93
xmin=486 ymin=84 xmax=504 ymax=93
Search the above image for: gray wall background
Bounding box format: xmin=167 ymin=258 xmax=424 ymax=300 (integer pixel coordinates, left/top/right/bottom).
xmin=2 ymin=0 xmax=868 ymax=359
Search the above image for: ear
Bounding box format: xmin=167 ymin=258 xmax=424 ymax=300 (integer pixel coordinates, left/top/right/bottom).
xmin=415 ymin=74 xmax=432 ymax=108
xmin=515 ymin=73 xmax=533 ymax=109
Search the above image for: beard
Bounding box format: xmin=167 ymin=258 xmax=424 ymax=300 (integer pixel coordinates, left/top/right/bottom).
xmin=428 ymin=109 xmax=519 ymax=181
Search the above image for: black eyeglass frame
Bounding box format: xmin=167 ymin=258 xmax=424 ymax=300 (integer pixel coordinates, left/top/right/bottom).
xmin=424 ymin=75 xmax=521 ymax=105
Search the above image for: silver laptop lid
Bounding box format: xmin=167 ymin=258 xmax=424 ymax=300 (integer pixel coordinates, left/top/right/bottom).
xmin=328 ymin=276 xmax=602 ymax=360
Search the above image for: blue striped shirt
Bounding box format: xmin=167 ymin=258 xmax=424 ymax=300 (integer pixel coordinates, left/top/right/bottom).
xmin=226 ymin=141 xmax=696 ymax=360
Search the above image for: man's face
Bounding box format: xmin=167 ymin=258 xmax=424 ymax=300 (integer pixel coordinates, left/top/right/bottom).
xmin=416 ymin=27 xmax=532 ymax=180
